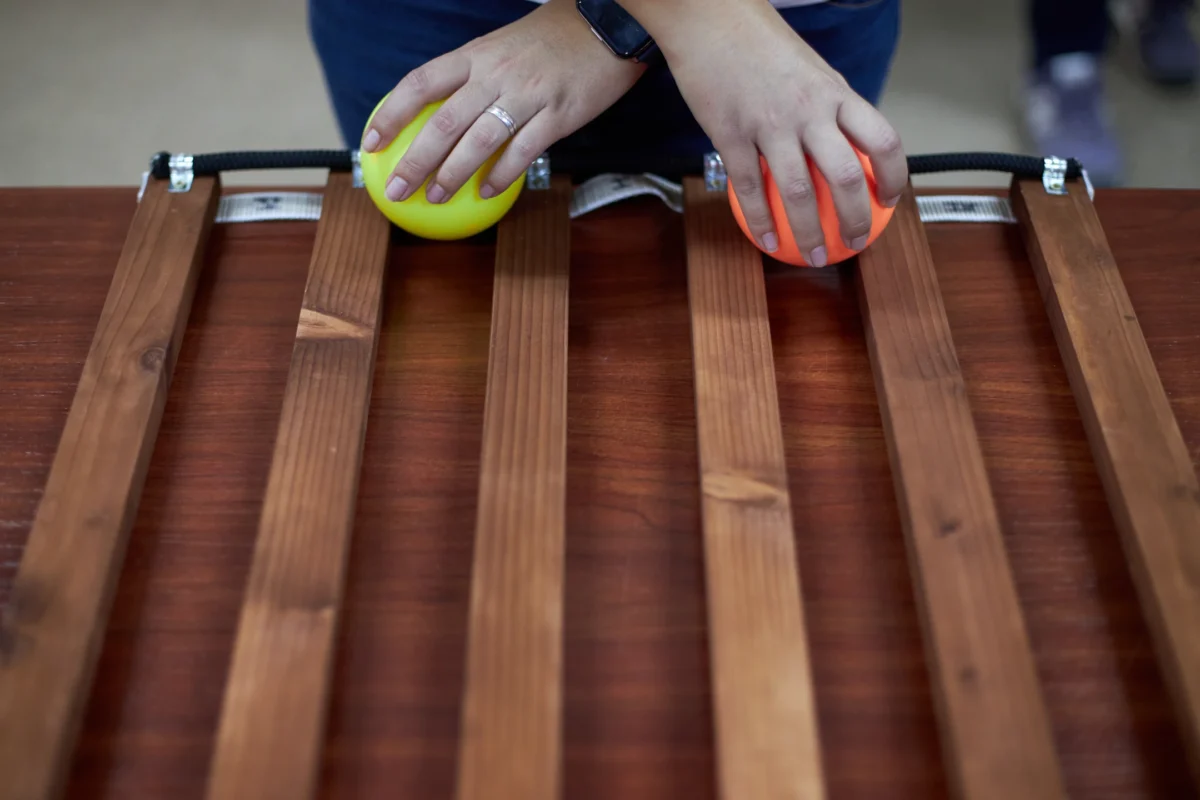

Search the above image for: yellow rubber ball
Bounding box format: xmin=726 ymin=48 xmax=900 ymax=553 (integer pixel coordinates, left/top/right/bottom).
xmin=359 ymin=96 xmax=525 ymax=240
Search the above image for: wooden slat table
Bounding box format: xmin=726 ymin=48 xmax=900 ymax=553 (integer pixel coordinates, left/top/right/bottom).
xmin=0 ymin=182 xmax=1198 ymax=800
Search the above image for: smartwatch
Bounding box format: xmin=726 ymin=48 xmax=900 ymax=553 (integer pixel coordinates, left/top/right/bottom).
xmin=576 ymin=0 xmax=662 ymax=65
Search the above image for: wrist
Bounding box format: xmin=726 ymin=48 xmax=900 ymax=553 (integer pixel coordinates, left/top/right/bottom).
xmin=619 ymin=0 xmax=777 ymax=57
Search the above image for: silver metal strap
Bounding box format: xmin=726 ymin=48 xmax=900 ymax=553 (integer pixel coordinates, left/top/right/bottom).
xmin=525 ymin=154 xmax=551 ymax=190
xmin=168 ymin=154 xmax=194 ymax=193
xmin=1043 ymin=156 xmax=1068 ymax=195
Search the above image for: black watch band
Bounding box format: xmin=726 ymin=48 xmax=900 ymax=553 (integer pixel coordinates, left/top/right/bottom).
xmin=576 ymin=0 xmax=663 ymax=65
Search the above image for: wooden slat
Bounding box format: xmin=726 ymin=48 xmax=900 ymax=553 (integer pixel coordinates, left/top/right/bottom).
xmin=204 ymin=172 xmax=389 ymax=800
xmin=681 ymin=178 xmax=825 ymax=800
xmin=1013 ymin=178 xmax=1200 ymax=781
xmin=0 ymin=177 xmax=219 ymax=800
xmin=454 ymin=178 xmax=571 ymax=800
xmin=857 ymin=186 xmax=1065 ymax=799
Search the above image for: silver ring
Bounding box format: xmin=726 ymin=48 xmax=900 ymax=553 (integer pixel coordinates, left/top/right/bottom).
xmin=484 ymin=104 xmax=518 ymax=138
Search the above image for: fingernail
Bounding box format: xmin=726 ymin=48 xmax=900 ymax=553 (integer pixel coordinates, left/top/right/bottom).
xmin=762 ymin=232 xmax=779 ymax=253
xmin=385 ymin=176 xmax=408 ymax=202
xmin=848 ymin=235 xmax=868 ymax=251
xmin=884 ymin=194 xmax=902 ymax=208
xmin=362 ymin=129 xmax=381 ymax=153
xmin=479 ymin=184 xmax=496 ymax=199
xmin=427 ymin=184 xmax=446 ymax=204
xmin=808 ymin=246 xmax=827 ymax=268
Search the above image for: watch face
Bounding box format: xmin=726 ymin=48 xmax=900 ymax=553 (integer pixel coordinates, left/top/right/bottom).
xmin=577 ymin=0 xmax=653 ymax=59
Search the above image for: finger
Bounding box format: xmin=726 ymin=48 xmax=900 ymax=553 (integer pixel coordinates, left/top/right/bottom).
xmin=802 ymin=123 xmax=871 ymax=251
xmin=759 ymin=137 xmax=826 ymax=266
xmin=363 ymin=55 xmax=470 ymax=153
xmin=479 ymin=109 xmax=556 ymax=198
xmin=722 ymin=146 xmax=778 ymax=254
xmin=837 ymin=98 xmax=908 ymax=207
xmin=385 ymin=82 xmax=496 ymax=203
xmin=433 ymin=97 xmax=537 ymax=202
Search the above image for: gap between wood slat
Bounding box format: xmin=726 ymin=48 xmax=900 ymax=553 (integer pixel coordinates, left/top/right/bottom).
xmin=455 ymin=178 xmax=571 ymax=800
xmin=0 ymin=177 xmax=220 ymax=800
xmin=1013 ymin=178 xmax=1200 ymax=783
xmin=857 ymin=185 xmax=1066 ymax=800
xmin=204 ymin=171 xmax=390 ymax=800
xmin=682 ymin=177 xmax=825 ymax=800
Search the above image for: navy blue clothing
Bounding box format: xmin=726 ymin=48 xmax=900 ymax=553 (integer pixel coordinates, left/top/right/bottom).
xmin=308 ymin=0 xmax=901 ymax=173
xmin=1030 ymin=0 xmax=1195 ymax=66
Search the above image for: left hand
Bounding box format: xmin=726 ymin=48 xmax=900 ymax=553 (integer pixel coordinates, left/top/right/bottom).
xmin=361 ymin=0 xmax=645 ymax=203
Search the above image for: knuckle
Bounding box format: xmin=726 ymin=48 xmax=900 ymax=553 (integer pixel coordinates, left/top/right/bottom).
xmin=814 ymin=72 xmax=847 ymax=98
xmin=489 ymin=52 xmax=516 ymax=76
xmin=780 ymin=176 xmax=815 ymax=205
xmin=746 ymin=204 xmax=774 ymax=229
xmin=732 ymin=172 xmax=764 ymax=197
xmin=793 ymin=74 xmax=843 ymax=110
xmin=397 ymin=154 xmax=431 ymax=179
xmin=875 ymin=126 xmax=903 ymax=157
xmin=401 ymin=66 xmax=431 ymax=94
xmin=513 ymin=136 xmax=541 ymax=162
xmin=437 ymin=165 xmax=464 ymax=189
xmin=471 ymin=125 xmax=502 ymax=151
xmin=843 ymin=215 xmax=872 ymax=238
xmin=830 ymin=161 xmax=865 ymax=191
xmin=431 ymin=108 xmax=458 ymax=135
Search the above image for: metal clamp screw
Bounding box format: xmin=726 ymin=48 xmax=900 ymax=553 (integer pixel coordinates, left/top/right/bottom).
xmin=526 ymin=154 xmax=551 ymax=190
xmin=703 ymin=151 xmax=726 ymax=192
xmin=168 ymin=154 xmax=194 ymax=193
xmin=1042 ymin=156 xmax=1067 ymax=195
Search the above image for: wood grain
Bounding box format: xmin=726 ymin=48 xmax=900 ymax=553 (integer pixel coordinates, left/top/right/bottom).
xmin=1013 ymin=178 xmax=1200 ymax=782
xmin=0 ymin=177 xmax=219 ymax=800
xmin=856 ymin=187 xmax=1065 ymax=799
xmin=682 ymin=178 xmax=825 ymax=800
xmin=0 ymin=187 xmax=1198 ymax=800
xmin=455 ymin=178 xmax=572 ymax=800
xmin=201 ymin=173 xmax=389 ymax=800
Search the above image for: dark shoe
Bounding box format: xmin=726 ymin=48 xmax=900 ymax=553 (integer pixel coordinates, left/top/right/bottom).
xmin=1139 ymin=1 xmax=1199 ymax=85
xmin=1024 ymin=53 xmax=1125 ymax=186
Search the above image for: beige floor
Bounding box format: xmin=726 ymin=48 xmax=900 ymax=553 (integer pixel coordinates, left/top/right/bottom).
xmin=1 ymin=0 xmax=1197 ymax=189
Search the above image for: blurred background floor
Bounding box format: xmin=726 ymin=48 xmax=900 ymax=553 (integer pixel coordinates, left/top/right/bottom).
xmin=1 ymin=0 xmax=1196 ymax=189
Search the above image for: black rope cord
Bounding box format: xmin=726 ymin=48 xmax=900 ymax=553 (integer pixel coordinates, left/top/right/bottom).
xmin=149 ymin=149 xmax=1084 ymax=182
xmin=149 ymin=150 xmax=353 ymax=180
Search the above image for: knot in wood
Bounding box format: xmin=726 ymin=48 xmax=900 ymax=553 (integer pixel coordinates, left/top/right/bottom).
xmin=702 ymin=473 xmax=786 ymax=507
xmin=139 ymin=345 xmax=167 ymax=373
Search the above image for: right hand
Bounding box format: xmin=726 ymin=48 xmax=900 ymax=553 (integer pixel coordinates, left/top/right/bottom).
xmin=657 ymin=2 xmax=907 ymax=266
xmin=360 ymin=0 xmax=644 ymax=205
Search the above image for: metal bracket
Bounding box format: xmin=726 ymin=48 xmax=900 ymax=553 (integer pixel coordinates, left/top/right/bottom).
xmin=168 ymin=154 xmax=195 ymax=193
xmin=704 ymin=151 xmax=727 ymax=192
xmin=526 ymin=154 xmax=551 ymax=190
xmin=1042 ymin=156 xmax=1067 ymax=195
xmin=350 ymin=149 xmax=364 ymax=188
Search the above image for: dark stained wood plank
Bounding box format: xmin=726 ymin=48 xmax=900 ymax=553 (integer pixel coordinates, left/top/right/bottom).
xmin=682 ymin=178 xmax=825 ymax=800
xmin=1013 ymin=178 xmax=1200 ymax=782
xmin=0 ymin=177 xmax=219 ymax=800
xmin=203 ymin=173 xmax=389 ymax=800
xmin=856 ymin=187 xmax=1066 ymax=799
xmin=454 ymin=178 xmax=572 ymax=800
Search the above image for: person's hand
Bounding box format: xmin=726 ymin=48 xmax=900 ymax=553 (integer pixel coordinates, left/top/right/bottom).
xmin=360 ymin=0 xmax=644 ymax=204
xmin=650 ymin=0 xmax=908 ymax=266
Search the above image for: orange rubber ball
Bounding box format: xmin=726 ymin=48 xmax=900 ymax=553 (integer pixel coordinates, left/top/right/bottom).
xmin=728 ymin=149 xmax=895 ymax=267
